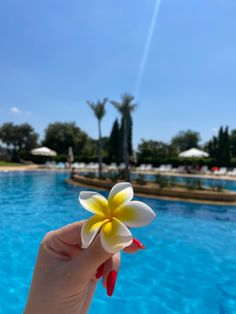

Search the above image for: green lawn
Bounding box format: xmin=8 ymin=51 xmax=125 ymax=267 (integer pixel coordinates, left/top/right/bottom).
xmin=0 ymin=161 xmax=23 ymax=167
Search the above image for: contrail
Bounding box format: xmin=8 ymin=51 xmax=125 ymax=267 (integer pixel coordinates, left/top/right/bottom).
xmin=134 ymin=0 xmax=162 ymax=99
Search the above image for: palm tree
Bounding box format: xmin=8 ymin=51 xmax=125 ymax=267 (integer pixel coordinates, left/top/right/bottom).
xmin=111 ymin=93 xmax=137 ymax=180
xmin=87 ymin=98 xmax=107 ymax=179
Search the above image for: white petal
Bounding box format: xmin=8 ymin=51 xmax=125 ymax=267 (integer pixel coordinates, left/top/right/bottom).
xmin=114 ymin=201 xmax=156 ymax=227
xmin=79 ymin=191 xmax=108 ymax=216
xmin=108 ymin=182 xmax=133 ymax=211
xmin=81 ymin=216 xmax=108 ymax=248
xmin=100 ymin=218 xmax=133 ymax=254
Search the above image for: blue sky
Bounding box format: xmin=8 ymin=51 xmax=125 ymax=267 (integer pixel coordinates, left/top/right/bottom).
xmin=0 ymin=0 xmax=235 ymax=147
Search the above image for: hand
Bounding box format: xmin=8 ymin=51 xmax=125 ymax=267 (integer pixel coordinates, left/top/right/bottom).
xmin=24 ymin=221 xmax=145 ymax=314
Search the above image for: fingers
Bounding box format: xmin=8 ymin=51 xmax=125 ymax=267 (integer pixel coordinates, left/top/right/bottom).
xmin=123 ymin=238 xmax=145 ymax=254
xmin=78 ymin=233 xmax=113 ymax=271
xmin=102 ymin=252 xmax=120 ymax=297
xmin=94 ymin=238 xmax=145 ymax=297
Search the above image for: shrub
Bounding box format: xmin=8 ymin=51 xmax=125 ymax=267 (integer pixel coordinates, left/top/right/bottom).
xmin=185 ymin=178 xmax=196 ymax=190
xmin=211 ymin=181 xmax=224 ymax=192
xmin=155 ymin=175 xmax=169 ymax=188
xmin=135 ymin=174 xmax=147 ymax=185
xmin=84 ymin=172 xmax=96 ymax=179
xmin=168 ymin=176 xmax=177 ymax=187
xmin=185 ymin=178 xmax=203 ymax=190
xmin=107 ymin=172 xmax=119 ymax=182
xmin=194 ymin=179 xmax=203 ymax=190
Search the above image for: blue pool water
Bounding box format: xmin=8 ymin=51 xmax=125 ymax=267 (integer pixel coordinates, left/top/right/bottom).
xmin=0 ymin=171 xmax=236 ymax=313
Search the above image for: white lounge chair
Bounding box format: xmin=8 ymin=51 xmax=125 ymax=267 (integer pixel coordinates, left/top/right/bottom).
xmin=215 ymin=167 xmax=227 ymax=176
xmin=200 ymin=166 xmax=209 ymax=174
xmin=228 ymin=168 xmax=236 ymax=177
xmin=118 ymin=163 xmax=125 ymax=170
xmin=108 ymin=163 xmax=118 ymax=171
xmin=56 ymin=162 xmax=65 ymax=169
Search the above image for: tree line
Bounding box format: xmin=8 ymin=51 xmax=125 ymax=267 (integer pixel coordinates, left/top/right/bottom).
xmin=1 ymin=95 xmax=236 ymax=173
xmin=138 ymin=127 xmax=236 ymax=167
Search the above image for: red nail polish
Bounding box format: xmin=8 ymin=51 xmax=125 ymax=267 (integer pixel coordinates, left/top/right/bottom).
xmin=133 ymin=238 xmax=145 ymax=249
xmin=96 ymin=264 xmax=104 ymax=279
xmin=107 ymin=271 xmax=117 ymax=297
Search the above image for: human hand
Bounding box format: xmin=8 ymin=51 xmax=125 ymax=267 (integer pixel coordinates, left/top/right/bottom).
xmin=24 ymin=221 xmax=145 ymax=314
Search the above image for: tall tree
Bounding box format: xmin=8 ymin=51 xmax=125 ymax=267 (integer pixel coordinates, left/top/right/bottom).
xmin=0 ymin=122 xmax=38 ymax=160
xmin=111 ymin=93 xmax=137 ymax=180
xmin=171 ymin=130 xmax=200 ymax=153
xmin=119 ymin=111 xmax=133 ymax=157
xmin=138 ymin=139 xmax=172 ymax=162
xmin=206 ymin=126 xmax=231 ymax=165
xmin=109 ymin=119 xmax=120 ymax=162
xmin=230 ymin=129 xmax=236 ymax=158
xmin=87 ymin=98 xmax=107 ymax=179
xmin=43 ymin=122 xmax=91 ymax=157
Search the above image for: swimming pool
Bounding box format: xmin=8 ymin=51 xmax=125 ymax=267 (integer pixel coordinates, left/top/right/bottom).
xmin=0 ymin=171 xmax=236 ymax=313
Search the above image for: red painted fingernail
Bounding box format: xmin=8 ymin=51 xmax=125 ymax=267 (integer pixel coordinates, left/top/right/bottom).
xmin=96 ymin=264 xmax=104 ymax=279
xmin=133 ymin=238 xmax=145 ymax=249
xmin=107 ymin=271 xmax=117 ymax=297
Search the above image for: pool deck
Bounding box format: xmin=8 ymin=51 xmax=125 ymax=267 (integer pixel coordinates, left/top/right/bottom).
xmin=0 ymin=165 xmax=70 ymax=172
xmin=133 ymin=170 xmax=236 ymax=182
xmin=0 ymin=165 xmax=236 ymax=181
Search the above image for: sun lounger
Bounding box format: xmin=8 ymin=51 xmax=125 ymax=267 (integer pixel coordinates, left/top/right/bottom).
xmin=108 ymin=163 xmax=118 ymax=171
xmin=56 ymin=162 xmax=65 ymax=169
xmin=199 ymin=166 xmax=210 ymax=174
xmin=215 ymin=167 xmax=227 ymax=176
xmin=228 ymin=168 xmax=236 ymax=176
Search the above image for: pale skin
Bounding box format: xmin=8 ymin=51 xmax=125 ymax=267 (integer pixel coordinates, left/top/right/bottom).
xmin=24 ymin=220 xmax=143 ymax=314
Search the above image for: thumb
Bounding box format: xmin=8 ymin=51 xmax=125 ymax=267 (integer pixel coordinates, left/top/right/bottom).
xmin=76 ymin=234 xmax=113 ymax=275
xmin=53 ymin=220 xmax=112 ymax=268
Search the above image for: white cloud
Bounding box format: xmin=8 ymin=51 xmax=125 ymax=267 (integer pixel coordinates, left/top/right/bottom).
xmin=9 ymin=107 xmax=32 ymax=116
xmin=210 ymin=128 xmax=218 ymax=134
xmin=10 ymin=107 xmax=21 ymax=114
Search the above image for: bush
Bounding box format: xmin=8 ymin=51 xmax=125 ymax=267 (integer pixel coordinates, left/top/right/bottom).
xmin=155 ymin=175 xmax=169 ymax=188
xmin=211 ymin=181 xmax=224 ymax=192
xmin=185 ymin=178 xmax=203 ymax=190
xmin=84 ymin=172 xmax=96 ymax=179
xmin=168 ymin=176 xmax=177 ymax=187
xmin=194 ymin=179 xmax=203 ymax=190
xmin=135 ymin=174 xmax=147 ymax=185
xmin=185 ymin=178 xmax=196 ymax=190
xmin=107 ymin=172 xmax=120 ymax=182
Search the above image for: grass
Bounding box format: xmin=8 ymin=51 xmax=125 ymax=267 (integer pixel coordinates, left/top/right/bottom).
xmin=0 ymin=161 xmax=23 ymax=167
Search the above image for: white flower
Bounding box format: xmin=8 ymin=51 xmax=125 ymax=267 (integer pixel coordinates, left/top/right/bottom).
xmin=79 ymin=182 xmax=156 ymax=254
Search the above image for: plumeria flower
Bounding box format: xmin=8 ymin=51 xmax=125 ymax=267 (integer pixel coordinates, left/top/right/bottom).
xmin=79 ymin=182 xmax=156 ymax=254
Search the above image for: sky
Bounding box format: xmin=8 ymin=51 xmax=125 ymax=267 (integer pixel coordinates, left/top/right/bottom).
xmin=0 ymin=0 xmax=236 ymax=148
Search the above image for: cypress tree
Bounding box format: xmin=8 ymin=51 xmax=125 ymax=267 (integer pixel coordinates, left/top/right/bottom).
xmin=127 ymin=111 xmax=133 ymax=156
xmin=208 ymin=126 xmax=231 ymax=165
xmin=119 ymin=113 xmax=133 ymax=162
xmin=109 ymin=119 xmax=120 ymax=162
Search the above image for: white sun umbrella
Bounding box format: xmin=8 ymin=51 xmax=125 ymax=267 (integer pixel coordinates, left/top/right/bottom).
xmin=31 ymin=146 xmax=57 ymax=157
xmin=179 ymin=148 xmax=209 ymax=158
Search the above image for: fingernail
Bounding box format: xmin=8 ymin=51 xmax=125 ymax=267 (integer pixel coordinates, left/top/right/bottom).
xmin=96 ymin=264 xmax=104 ymax=279
xmin=133 ymin=238 xmax=145 ymax=249
xmin=107 ymin=271 xmax=117 ymax=297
